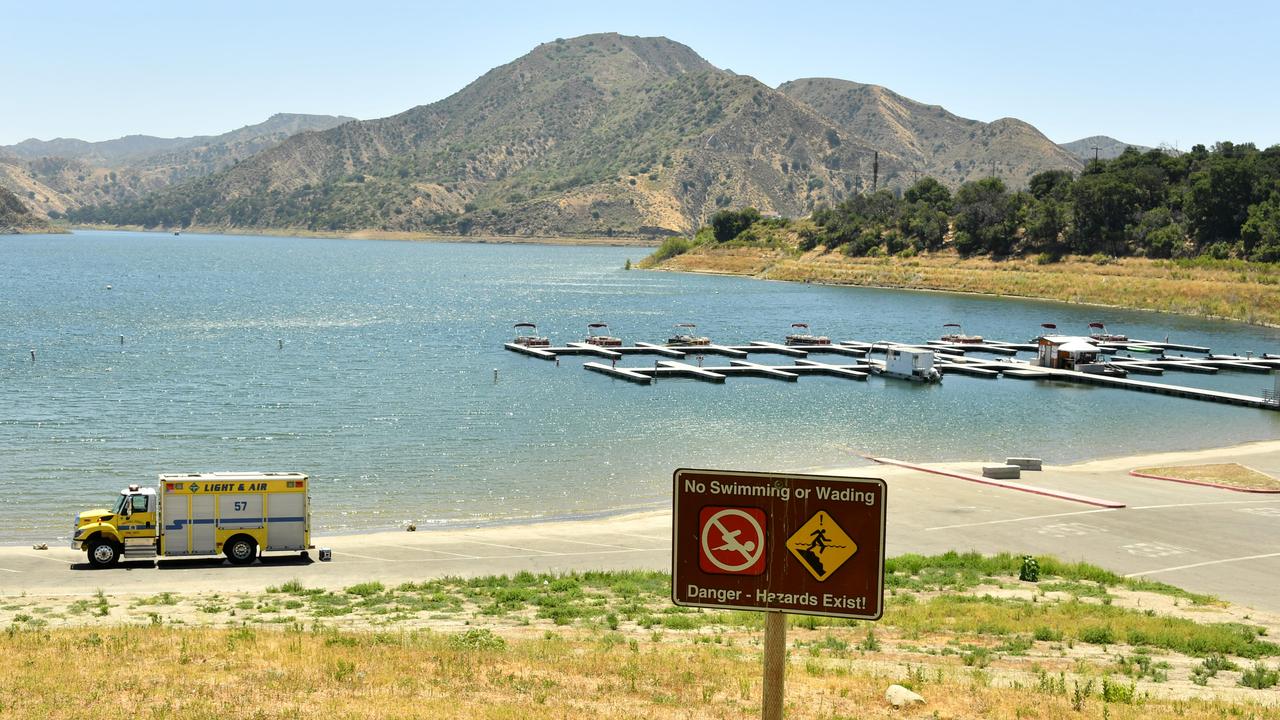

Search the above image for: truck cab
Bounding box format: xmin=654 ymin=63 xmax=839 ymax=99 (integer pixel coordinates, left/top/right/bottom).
xmin=72 ymin=472 xmax=311 ymax=568
xmin=73 ymin=484 xmax=158 ymax=567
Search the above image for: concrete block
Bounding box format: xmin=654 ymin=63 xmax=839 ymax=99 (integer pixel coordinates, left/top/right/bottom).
xmin=982 ymin=464 xmax=1021 ymax=480
xmin=1005 ymin=457 xmax=1043 ymax=471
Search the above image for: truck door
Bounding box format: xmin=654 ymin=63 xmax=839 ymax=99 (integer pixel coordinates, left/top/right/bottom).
xmin=121 ymin=494 xmax=157 ymax=555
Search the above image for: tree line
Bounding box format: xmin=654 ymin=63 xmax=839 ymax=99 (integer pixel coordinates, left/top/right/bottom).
xmin=708 ymin=142 xmax=1280 ymax=261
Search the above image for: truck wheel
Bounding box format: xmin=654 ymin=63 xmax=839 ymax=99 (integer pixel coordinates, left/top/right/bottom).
xmin=87 ymin=539 xmax=120 ymax=568
xmin=225 ymin=537 xmax=257 ymax=565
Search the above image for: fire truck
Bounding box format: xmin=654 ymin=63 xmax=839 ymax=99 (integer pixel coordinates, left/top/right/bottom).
xmin=72 ymin=472 xmax=311 ymax=568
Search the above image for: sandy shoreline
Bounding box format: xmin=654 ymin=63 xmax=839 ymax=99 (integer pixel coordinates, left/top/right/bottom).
xmin=10 ymin=438 xmax=1278 ymax=552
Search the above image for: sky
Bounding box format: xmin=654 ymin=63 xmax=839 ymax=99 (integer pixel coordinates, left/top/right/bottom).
xmin=5 ymin=0 xmax=1278 ymax=149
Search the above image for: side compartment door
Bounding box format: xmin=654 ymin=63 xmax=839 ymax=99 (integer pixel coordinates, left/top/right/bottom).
xmin=265 ymin=492 xmax=306 ymax=551
xmin=218 ymin=494 xmax=264 ymax=531
xmin=190 ymin=494 xmax=215 ymax=555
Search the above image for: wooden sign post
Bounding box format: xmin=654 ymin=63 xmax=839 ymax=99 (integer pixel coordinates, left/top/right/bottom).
xmin=672 ymin=469 xmax=887 ymax=719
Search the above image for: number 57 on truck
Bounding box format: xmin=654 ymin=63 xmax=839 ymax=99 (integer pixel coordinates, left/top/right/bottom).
xmin=72 ymin=472 xmax=312 ymax=568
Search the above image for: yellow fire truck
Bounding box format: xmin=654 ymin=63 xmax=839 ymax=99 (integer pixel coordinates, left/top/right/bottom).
xmin=72 ymin=472 xmax=311 ymax=568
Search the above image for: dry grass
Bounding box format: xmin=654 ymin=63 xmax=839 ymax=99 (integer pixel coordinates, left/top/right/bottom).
xmin=1135 ymin=463 xmax=1280 ymax=490
xmin=656 ymin=247 xmax=1280 ymax=326
xmin=3 ymin=555 xmax=1280 ymax=717
xmin=3 ymin=623 xmax=1279 ymax=720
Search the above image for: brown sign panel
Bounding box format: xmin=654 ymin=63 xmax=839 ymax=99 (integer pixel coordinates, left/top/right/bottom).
xmin=672 ymin=469 xmax=886 ymax=619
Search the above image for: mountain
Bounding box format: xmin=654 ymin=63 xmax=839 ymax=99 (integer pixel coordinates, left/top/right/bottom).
xmin=69 ymin=34 xmax=1094 ymax=237
xmin=73 ymin=34 xmax=904 ymax=236
xmin=0 ymin=186 xmax=57 ymax=233
xmin=1060 ymin=135 xmax=1155 ymax=161
xmin=0 ymin=113 xmax=354 ymax=217
xmin=776 ymin=78 xmax=1083 ymax=187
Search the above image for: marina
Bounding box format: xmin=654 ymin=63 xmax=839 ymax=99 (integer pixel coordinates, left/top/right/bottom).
xmin=507 ymin=331 xmax=1280 ymax=410
xmin=9 ymin=230 xmax=1280 ymax=542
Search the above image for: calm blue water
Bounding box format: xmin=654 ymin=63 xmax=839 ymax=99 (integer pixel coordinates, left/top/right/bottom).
xmin=3 ymin=230 xmax=1279 ymax=543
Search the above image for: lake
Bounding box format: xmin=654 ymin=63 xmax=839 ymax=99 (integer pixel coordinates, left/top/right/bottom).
xmin=3 ymin=230 xmax=1279 ymax=543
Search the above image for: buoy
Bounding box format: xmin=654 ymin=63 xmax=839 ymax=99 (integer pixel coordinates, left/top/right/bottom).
xmin=493 ymin=368 xmax=499 ymax=382
xmin=278 ymin=339 xmax=283 ymax=350
xmin=105 ymin=284 xmax=112 ymax=290
xmin=119 ymin=335 xmax=125 ymax=345
xmin=30 ymin=349 xmax=36 ymax=362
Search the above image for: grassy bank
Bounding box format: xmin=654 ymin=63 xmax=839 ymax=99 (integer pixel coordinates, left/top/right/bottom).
xmin=644 ymin=236 xmax=1280 ymax=326
xmin=4 ymin=553 xmax=1279 ymax=718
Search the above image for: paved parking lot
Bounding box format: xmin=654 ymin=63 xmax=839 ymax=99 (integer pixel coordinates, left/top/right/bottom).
xmin=3 ymin=446 xmax=1279 ymax=612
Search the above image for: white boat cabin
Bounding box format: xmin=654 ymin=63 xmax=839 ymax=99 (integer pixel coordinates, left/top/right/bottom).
xmin=1036 ymin=335 xmax=1102 ymax=370
xmin=883 ymin=346 xmax=940 ymax=382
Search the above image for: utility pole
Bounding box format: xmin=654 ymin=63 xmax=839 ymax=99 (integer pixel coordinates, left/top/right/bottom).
xmin=989 ymin=159 xmax=996 ymax=177
xmin=871 ymin=151 xmax=879 ymax=193
xmin=1091 ymin=146 xmax=1100 ymax=163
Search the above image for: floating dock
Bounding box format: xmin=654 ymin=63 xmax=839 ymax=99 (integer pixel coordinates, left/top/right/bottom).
xmin=510 ymin=335 xmax=1280 ymax=411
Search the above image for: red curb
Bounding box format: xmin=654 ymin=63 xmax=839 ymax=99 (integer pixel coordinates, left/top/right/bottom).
xmin=1128 ymin=470 xmax=1280 ymax=494
xmin=861 ymin=455 xmax=1127 ymax=509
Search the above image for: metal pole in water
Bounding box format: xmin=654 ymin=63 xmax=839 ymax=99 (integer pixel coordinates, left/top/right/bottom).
xmin=761 ymin=611 xmax=787 ymax=720
xmin=30 ymin=349 xmax=36 ymax=363
xmin=119 ymin=335 xmax=125 ymax=345
xmin=493 ymin=368 xmax=498 ymax=383
xmin=278 ymin=339 xmax=284 ymax=350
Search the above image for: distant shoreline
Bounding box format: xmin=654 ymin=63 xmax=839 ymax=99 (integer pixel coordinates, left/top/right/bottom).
xmin=647 ymin=245 xmax=1280 ymax=327
xmin=69 ymin=224 xmax=663 ymax=248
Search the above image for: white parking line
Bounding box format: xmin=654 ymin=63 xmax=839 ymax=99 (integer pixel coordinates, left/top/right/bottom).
xmin=335 ymin=551 xmax=394 ymax=563
xmin=925 ymin=509 xmax=1114 ymax=532
xmin=540 ymin=537 xmax=645 ymax=551
xmin=1125 ymin=551 xmax=1280 ymax=577
xmin=457 ymin=537 xmax=556 ymax=555
xmin=381 ymin=543 xmax=479 ymax=558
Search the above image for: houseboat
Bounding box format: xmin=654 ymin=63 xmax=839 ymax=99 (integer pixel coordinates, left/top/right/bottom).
xmin=511 ymin=322 xmax=550 ymax=348
xmin=1035 ymin=335 xmax=1128 ymax=377
xmin=784 ymin=323 xmax=831 ymax=346
xmin=872 ymin=345 xmax=942 ymax=383
xmin=584 ymin=322 xmax=623 ymax=347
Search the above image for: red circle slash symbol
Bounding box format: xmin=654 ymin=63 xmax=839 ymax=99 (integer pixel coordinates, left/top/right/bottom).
xmin=699 ymin=506 xmax=767 ymax=575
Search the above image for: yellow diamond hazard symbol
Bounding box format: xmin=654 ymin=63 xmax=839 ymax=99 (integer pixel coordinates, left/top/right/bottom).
xmin=786 ymin=510 xmax=857 ymax=581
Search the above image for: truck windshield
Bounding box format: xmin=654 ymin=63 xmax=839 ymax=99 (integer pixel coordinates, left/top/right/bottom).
xmin=112 ymin=494 xmax=128 ymax=515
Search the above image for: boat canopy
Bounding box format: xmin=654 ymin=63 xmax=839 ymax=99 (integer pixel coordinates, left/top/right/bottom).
xmin=791 ymin=323 xmax=809 ymax=329
xmin=1089 ymin=322 xmax=1106 ymax=329
xmin=1041 ymin=323 xmax=1057 ymax=329
xmin=1058 ymin=339 xmax=1101 ymax=353
xmin=674 ymin=323 xmax=697 ymax=328
xmin=588 ymin=323 xmax=609 ymax=329
xmin=943 ymin=323 xmax=961 ymax=328
xmin=514 ymin=322 xmax=536 ymax=329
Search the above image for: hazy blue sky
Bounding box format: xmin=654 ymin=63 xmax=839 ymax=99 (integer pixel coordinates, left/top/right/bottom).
xmin=6 ymin=0 xmax=1277 ymax=148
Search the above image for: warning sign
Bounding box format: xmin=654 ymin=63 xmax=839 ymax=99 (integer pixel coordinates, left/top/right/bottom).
xmin=786 ymin=511 xmax=856 ymax=581
xmin=699 ymin=506 xmax=767 ymax=575
xmin=672 ymin=469 xmax=886 ymax=620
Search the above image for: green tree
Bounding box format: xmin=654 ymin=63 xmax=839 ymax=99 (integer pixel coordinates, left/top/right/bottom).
xmin=1028 ymin=170 xmax=1074 ymax=202
xmin=1022 ymin=197 xmax=1068 ymax=253
xmin=904 ymin=177 xmax=952 ymax=211
xmin=710 ymin=207 xmax=761 ymax=242
xmin=1070 ymin=173 xmax=1142 ymax=255
xmin=1241 ymin=195 xmax=1280 ymax=261
xmin=953 ymin=178 xmax=1017 ymax=256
